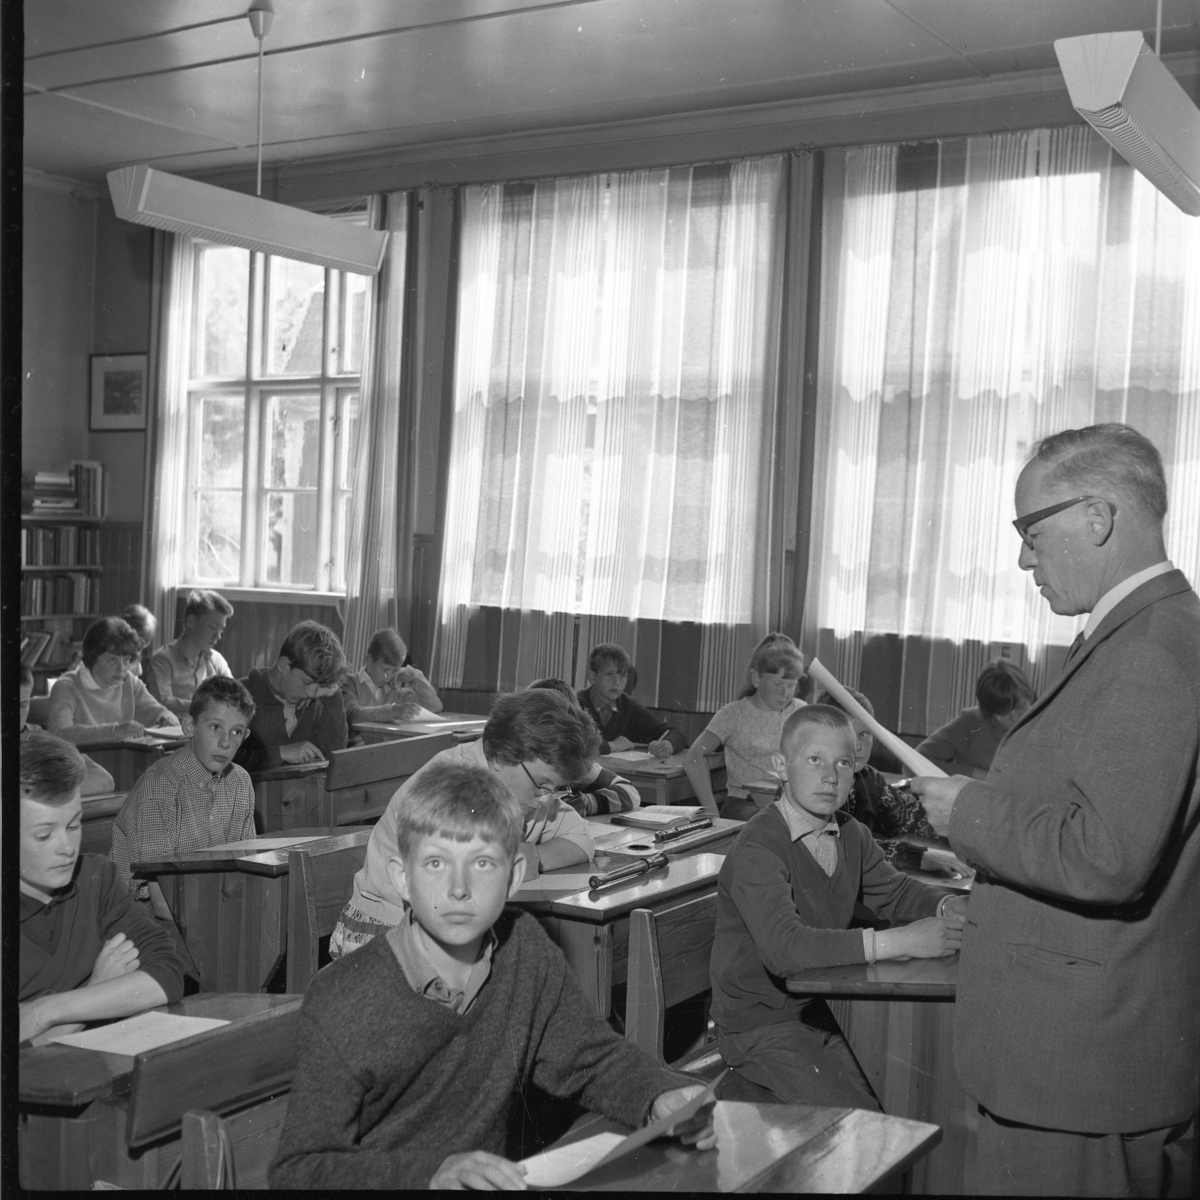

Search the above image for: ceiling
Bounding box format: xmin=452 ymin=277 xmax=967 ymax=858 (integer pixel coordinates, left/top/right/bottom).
xmin=24 ymin=0 xmax=1200 ymax=187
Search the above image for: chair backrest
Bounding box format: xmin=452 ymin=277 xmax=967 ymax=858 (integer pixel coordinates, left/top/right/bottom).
xmin=180 ymin=1096 xmax=289 ymax=1190
xmin=323 ymin=732 xmax=456 ymax=825
xmin=125 ymin=998 xmax=303 ymax=1150
xmin=624 ymin=892 xmax=718 ymax=1066
xmin=286 ymin=842 xmax=369 ymax=992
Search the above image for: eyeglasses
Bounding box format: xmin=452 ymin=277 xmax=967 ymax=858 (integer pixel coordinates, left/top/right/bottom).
xmin=1012 ymin=495 xmax=1095 ymax=549
xmin=520 ymin=762 xmax=556 ymax=796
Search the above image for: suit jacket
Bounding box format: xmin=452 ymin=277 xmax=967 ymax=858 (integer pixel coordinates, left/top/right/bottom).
xmin=949 ymin=569 xmax=1200 ymax=1133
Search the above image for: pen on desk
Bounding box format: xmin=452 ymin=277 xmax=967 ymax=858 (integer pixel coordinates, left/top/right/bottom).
xmin=654 ymin=817 xmax=713 ymax=843
xmin=589 ymin=853 xmax=669 ymax=891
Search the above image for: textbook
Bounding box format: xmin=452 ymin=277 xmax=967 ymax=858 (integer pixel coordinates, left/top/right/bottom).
xmin=610 ymin=805 xmax=702 ymax=830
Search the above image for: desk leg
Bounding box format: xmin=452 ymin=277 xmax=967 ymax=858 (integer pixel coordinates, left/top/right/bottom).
xmin=538 ymin=917 xmax=613 ymax=1019
xmin=830 ymin=996 xmax=972 ymax=1196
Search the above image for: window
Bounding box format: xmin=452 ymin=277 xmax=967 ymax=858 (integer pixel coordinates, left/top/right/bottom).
xmin=184 ymin=242 xmax=368 ymax=592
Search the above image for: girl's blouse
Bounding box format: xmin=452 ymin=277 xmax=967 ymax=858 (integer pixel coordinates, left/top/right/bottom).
xmin=704 ymin=696 xmax=806 ymax=797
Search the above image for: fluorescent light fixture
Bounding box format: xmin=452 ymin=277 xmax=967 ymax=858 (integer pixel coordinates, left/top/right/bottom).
xmin=107 ymin=165 xmax=389 ymax=274
xmin=1055 ymin=31 xmax=1200 ymax=217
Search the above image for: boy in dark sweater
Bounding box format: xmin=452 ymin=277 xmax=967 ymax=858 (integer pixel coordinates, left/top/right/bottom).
xmin=577 ymin=642 xmax=686 ymax=757
xmin=710 ymin=705 xmax=967 ymax=1107
xmin=235 ymin=620 xmax=348 ymax=771
xmin=270 ymin=761 xmax=715 ymax=1189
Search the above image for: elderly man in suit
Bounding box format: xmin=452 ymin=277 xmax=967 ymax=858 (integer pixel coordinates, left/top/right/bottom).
xmin=913 ymin=423 xmax=1199 ymax=1197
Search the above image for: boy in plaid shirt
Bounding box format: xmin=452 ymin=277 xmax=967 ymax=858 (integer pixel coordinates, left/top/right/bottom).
xmin=110 ymin=676 xmax=257 ymax=919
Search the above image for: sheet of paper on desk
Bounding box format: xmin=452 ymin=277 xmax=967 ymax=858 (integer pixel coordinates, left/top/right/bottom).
xmin=604 ymin=749 xmax=657 ymax=763
xmin=521 ymin=1132 xmax=626 ymax=1188
xmin=48 ymin=1011 xmax=229 ymax=1055
xmin=203 ymin=835 xmax=330 ymax=852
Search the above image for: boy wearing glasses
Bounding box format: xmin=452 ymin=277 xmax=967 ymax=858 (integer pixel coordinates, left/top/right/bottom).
xmin=341 ymin=627 xmax=442 ymax=730
xmin=330 ymin=689 xmax=597 ymax=957
xmin=48 ymin=617 xmax=182 ymax=744
xmin=577 ymin=642 xmax=685 ymax=759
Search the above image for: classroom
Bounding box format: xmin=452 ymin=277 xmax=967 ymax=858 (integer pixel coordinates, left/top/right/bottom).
xmin=13 ymin=1 xmax=1200 ymax=1194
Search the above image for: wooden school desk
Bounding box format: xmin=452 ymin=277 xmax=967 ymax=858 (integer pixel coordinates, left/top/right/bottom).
xmin=354 ymin=711 xmax=488 ymax=744
xmin=134 ymin=829 xmax=371 ymax=993
xmin=251 ymin=730 xmax=456 ymax=831
xmin=545 ymin=1099 xmax=939 ymax=1192
xmin=597 ymin=750 xmax=726 ymax=807
xmin=75 ymin=733 xmax=185 ymax=792
xmin=786 ymin=956 xmax=972 ymax=1195
xmin=80 ymin=790 xmax=125 ymax=856
xmin=511 ymin=852 xmax=727 ymax=1020
xmin=18 ymin=992 xmax=301 ymax=1190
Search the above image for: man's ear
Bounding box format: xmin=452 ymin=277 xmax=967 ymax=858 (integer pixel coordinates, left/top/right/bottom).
xmin=180 ymin=715 xmax=195 ymax=737
xmin=771 ymin=752 xmax=789 ymax=781
xmin=507 ymin=851 xmax=529 ymax=896
xmin=1085 ymin=498 xmax=1115 ymax=545
xmin=386 ymin=854 xmax=411 ymax=905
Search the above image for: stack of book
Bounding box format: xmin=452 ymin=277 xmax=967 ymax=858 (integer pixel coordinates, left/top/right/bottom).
xmin=20 ymin=461 xmax=105 ymax=518
xmin=22 ymin=573 xmax=99 ymax=617
xmin=73 ymin=460 xmax=105 ymax=518
xmin=21 ymin=523 xmax=102 ymax=567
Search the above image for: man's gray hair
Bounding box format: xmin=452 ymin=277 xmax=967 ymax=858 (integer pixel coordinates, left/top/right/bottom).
xmin=1030 ymin=423 xmax=1167 ymax=522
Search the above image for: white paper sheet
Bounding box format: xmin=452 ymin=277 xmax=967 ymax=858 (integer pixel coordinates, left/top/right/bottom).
xmin=202 ymin=835 xmax=329 ymax=852
xmin=520 ymin=1132 xmax=626 ymax=1188
xmin=604 ymin=749 xmax=657 ymax=763
xmin=48 ymin=1011 xmax=229 ymax=1055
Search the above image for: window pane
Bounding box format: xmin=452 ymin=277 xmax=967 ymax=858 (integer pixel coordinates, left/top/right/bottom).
xmin=337 ymin=390 xmax=359 ymax=488
xmin=265 ymin=393 xmax=320 ymax=488
xmin=262 ymin=491 xmax=319 ymax=587
xmin=267 ymin=258 xmax=325 ymax=374
xmin=196 ymin=492 xmax=242 ymax=581
xmin=340 ymin=272 xmax=368 ymax=373
xmin=331 ymin=491 xmax=352 ymax=592
xmin=198 ymin=395 xmax=244 ymax=488
xmin=197 ymin=246 xmax=249 ymax=377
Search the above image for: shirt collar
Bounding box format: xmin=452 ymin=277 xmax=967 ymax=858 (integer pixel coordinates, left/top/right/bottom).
xmin=775 ymin=796 xmax=841 ymax=842
xmin=386 ymin=909 xmax=496 ymax=1010
xmin=176 ymin=740 xmax=231 ymax=787
xmin=77 ymin=664 xmax=103 ymax=691
xmin=173 ymin=639 xmax=211 ymax=669
xmin=1084 ymin=561 xmax=1173 ymax=640
xmin=19 ymin=870 xmax=81 ymax=920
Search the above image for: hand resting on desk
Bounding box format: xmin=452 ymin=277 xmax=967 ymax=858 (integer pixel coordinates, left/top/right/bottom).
xmin=278 ymin=740 xmax=326 ymax=765
xmin=876 ymin=906 xmax=965 ymax=962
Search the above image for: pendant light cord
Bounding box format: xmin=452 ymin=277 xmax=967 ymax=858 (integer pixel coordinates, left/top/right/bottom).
xmin=1155 ymin=0 xmax=1162 ymax=56
xmin=256 ymin=32 xmax=264 ymax=197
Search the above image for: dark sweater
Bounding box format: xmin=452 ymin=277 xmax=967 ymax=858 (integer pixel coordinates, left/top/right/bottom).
xmin=269 ymin=908 xmax=683 ymax=1189
xmin=577 ymin=690 xmax=686 ymax=755
xmin=19 ymin=854 xmax=184 ymax=1004
xmin=710 ymin=805 xmax=945 ymax=1034
xmin=235 ymin=667 xmax=348 ymax=772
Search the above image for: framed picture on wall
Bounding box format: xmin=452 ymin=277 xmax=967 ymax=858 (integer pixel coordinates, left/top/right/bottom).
xmin=90 ymin=353 xmax=148 ymax=430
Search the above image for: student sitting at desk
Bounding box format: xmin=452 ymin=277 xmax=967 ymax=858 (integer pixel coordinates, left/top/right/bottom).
xmin=528 ymin=677 xmax=641 ymax=814
xmin=47 ymin=617 xmax=182 ymax=745
xmin=814 ymin=686 xmax=948 ymax=868
xmin=147 ymin=588 xmax=234 ymax=716
xmin=270 ymin=760 xmax=714 ymax=1189
xmin=684 ymin=632 xmax=805 ymax=820
xmin=330 ymin=689 xmax=599 ymax=957
xmin=235 ymin=620 xmax=348 ymax=771
xmin=19 ymin=732 xmax=184 ymax=1046
xmin=710 ymin=705 xmax=966 ymax=1107
xmin=577 ymin=642 xmax=686 ymax=758
xmin=110 ymin=676 xmax=257 ymax=918
xmin=915 ymin=658 xmax=1036 ymax=780
xmin=120 ymin=603 xmax=157 ymax=678
xmin=21 ymin=664 xmax=114 ymax=796
xmin=341 ymin=627 xmax=443 ymax=728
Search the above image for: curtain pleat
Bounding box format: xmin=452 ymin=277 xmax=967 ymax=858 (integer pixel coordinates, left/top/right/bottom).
xmin=804 ymin=127 xmax=1200 ymax=736
xmin=143 ymin=231 xmax=195 ymax=639
xmin=339 ymin=195 xmax=407 ymax=667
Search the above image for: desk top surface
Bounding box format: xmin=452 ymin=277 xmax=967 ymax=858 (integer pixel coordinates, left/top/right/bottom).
xmin=18 ymin=993 xmax=300 ymax=1108
xmin=552 ymin=1100 xmax=937 ymax=1192
xmin=597 ymin=749 xmax=723 ymax=779
xmin=133 ymin=826 xmax=372 ymax=878
xmin=787 ymin=953 xmax=958 ymax=997
xmin=356 ymin=711 xmax=488 ymax=737
xmin=75 ymin=732 xmax=186 ymax=752
xmin=511 ymin=852 xmax=725 ymax=920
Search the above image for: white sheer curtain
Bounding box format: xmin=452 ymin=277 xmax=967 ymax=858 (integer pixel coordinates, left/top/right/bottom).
xmin=143 ymin=230 xmax=195 ymax=639
xmin=804 ymin=128 xmax=1200 ymax=733
xmin=433 ymin=159 xmax=785 ymax=709
xmin=339 ymin=195 xmax=407 ymax=667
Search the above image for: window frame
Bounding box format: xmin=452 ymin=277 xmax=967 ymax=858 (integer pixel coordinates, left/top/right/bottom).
xmin=183 ymin=242 xmax=363 ymax=594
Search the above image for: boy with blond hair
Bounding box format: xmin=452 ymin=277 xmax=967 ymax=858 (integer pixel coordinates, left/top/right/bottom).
xmin=270 ymin=761 xmax=714 ymax=1188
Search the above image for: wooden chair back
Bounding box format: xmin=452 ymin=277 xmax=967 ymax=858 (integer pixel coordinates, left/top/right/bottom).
xmin=624 ymin=892 xmax=718 ymax=1067
xmin=125 ymin=998 xmax=303 ymax=1150
xmin=323 ymin=731 xmax=457 ymax=825
xmin=286 ymin=842 xmax=369 ymax=992
xmin=180 ymin=1098 xmax=289 ymax=1189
